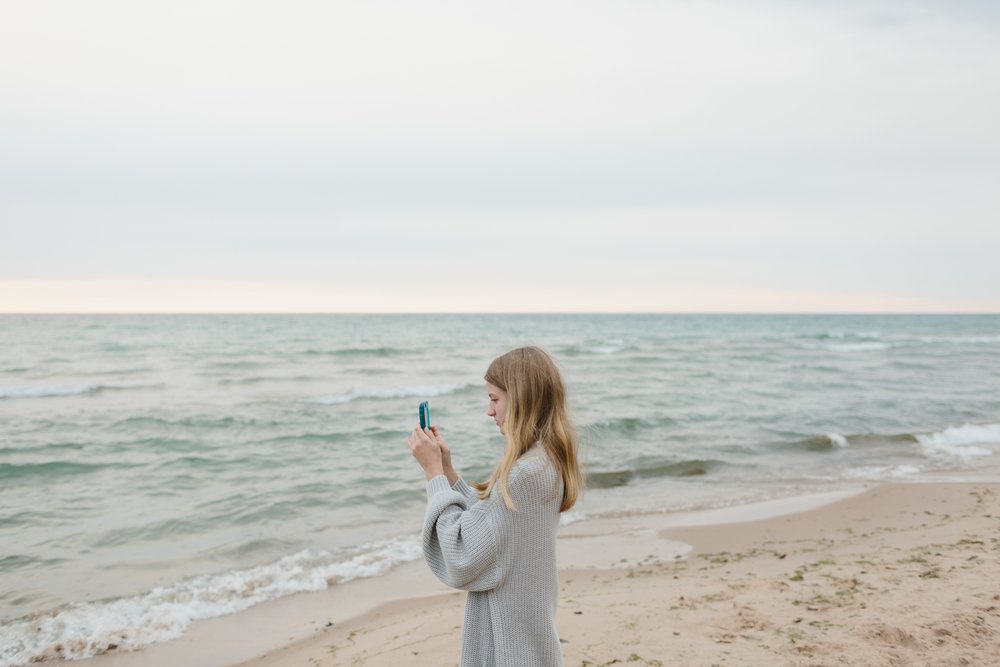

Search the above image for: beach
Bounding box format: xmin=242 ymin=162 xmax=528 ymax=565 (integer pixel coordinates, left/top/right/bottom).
xmin=77 ymin=481 xmax=1000 ymax=667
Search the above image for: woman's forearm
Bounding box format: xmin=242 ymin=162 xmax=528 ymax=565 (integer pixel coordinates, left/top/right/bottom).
xmin=443 ymin=464 xmax=460 ymax=486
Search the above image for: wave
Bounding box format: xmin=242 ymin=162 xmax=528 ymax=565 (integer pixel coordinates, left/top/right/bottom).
xmin=0 ymin=441 xmax=87 ymax=456
xmin=801 ymin=342 xmax=891 ymax=352
xmin=99 ymin=341 xmax=132 ymax=353
xmin=805 ymin=332 xmax=881 ymax=341
xmin=802 ymin=333 xmax=1000 ymax=350
xmin=85 ymin=367 xmax=155 ymax=377
xmin=559 ymin=511 xmax=586 ymax=527
xmin=201 ymin=360 xmax=270 ymax=371
xmin=300 ymin=346 xmax=409 ymax=357
xmin=822 ymin=432 xmax=849 ymax=448
xmin=781 ymin=424 xmax=999 ymax=462
xmin=0 ymin=538 xmax=422 ymax=666
xmin=197 ymin=537 xmax=304 ymax=562
xmin=310 ymin=382 xmax=478 ymax=405
xmin=583 ymin=416 xmax=678 ymax=438
xmin=556 ymin=340 xmax=638 ymax=356
xmin=218 ymin=374 xmax=320 ymax=386
xmin=0 ymin=510 xmax=68 ymax=529
xmin=0 ymin=383 xmax=164 ymax=400
xmin=257 ymin=426 xmax=404 ymax=446
xmin=845 ymin=464 xmax=922 ymax=480
xmin=256 ymin=431 xmax=353 ymax=446
xmin=915 ymin=335 xmax=1000 ymax=344
xmin=0 ymin=384 xmax=102 ymax=400
xmin=111 ymin=415 xmax=262 ymax=430
xmin=92 ymin=513 xmax=223 ymax=548
xmin=587 ymin=458 xmax=723 ymax=489
xmin=0 ymin=460 xmax=119 ymax=482
xmin=790 ymin=432 xmax=852 ymax=451
xmin=915 ymin=423 xmax=1000 ymax=462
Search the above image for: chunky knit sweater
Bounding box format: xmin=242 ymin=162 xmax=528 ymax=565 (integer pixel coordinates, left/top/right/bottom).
xmin=422 ymin=444 xmax=564 ymax=667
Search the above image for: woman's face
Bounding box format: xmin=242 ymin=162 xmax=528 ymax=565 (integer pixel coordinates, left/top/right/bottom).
xmin=486 ymin=382 xmax=508 ymax=431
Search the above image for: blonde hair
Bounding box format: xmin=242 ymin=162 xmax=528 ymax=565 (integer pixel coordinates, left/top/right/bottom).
xmin=474 ymin=346 xmax=585 ymax=512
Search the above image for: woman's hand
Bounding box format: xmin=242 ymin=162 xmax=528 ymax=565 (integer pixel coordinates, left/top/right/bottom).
xmin=429 ymin=425 xmax=452 ymax=469
xmin=407 ymin=426 xmax=444 ymax=481
xmin=430 ymin=425 xmax=459 ymax=486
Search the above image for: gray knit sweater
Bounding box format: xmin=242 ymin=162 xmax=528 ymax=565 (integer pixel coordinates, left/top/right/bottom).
xmin=422 ymin=443 xmax=564 ymax=667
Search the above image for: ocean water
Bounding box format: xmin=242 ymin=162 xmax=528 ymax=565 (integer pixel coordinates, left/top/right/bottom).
xmin=2 ymin=314 xmax=999 ymax=665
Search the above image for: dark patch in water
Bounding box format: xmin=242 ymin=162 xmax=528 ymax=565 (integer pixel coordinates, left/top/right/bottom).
xmin=584 ymin=416 xmax=678 ymax=436
xmin=301 ymin=346 xmax=408 ymax=357
xmin=0 ymin=554 xmax=68 ymax=572
xmin=0 ymin=460 xmax=120 ymax=481
xmin=0 ymin=441 xmax=88 ymax=455
xmin=587 ymin=458 xmax=722 ymax=489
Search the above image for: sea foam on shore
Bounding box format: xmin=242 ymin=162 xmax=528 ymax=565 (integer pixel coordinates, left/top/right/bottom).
xmin=0 ymin=539 xmax=421 ymax=667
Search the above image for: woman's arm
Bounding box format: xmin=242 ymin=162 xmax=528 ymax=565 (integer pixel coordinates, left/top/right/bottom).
xmin=422 ymin=476 xmax=502 ymax=591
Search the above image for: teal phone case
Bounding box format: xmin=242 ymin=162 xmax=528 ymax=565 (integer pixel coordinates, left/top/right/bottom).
xmin=419 ymin=401 xmax=430 ymax=429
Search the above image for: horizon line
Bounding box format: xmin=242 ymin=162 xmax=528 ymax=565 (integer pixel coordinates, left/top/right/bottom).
xmin=2 ymin=311 xmax=998 ymax=316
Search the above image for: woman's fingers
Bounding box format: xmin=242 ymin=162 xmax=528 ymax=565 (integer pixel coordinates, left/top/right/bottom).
xmin=407 ymin=424 xmax=443 ymax=476
xmin=407 ymin=427 xmax=439 ymax=455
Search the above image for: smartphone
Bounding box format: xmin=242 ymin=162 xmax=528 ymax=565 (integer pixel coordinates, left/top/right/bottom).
xmin=419 ymin=401 xmax=431 ymax=430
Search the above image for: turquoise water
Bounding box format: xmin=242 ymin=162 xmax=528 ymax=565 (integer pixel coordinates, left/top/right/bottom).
xmin=2 ymin=314 xmax=999 ymax=664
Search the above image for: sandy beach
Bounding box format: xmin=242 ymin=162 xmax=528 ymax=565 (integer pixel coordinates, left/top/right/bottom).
xmin=159 ymin=481 xmax=996 ymax=667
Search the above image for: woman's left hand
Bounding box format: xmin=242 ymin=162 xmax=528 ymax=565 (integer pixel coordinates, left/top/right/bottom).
xmin=407 ymin=426 xmax=444 ymax=480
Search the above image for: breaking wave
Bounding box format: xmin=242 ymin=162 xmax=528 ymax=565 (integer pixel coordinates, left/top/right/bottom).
xmin=0 ymin=538 xmax=422 ymax=667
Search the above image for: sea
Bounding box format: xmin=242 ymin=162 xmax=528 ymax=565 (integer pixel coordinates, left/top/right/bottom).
xmin=2 ymin=314 xmax=999 ymax=666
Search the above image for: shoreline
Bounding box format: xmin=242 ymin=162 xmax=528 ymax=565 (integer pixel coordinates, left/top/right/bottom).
xmin=238 ymin=481 xmax=1000 ymax=666
xmin=72 ymin=485 xmax=870 ymax=667
xmin=71 ymin=481 xmax=987 ymax=667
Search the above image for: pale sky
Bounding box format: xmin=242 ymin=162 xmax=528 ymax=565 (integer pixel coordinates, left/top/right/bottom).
xmin=1 ymin=0 xmax=998 ymax=313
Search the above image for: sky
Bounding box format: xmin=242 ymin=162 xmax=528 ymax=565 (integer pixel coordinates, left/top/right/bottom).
xmin=1 ymin=0 xmax=998 ymax=313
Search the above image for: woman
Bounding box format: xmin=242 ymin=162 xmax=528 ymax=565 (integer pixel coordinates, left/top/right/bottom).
xmin=407 ymin=346 xmax=585 ymax=667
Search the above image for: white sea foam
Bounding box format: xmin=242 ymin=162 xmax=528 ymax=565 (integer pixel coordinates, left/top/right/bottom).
xmin=0 ymin=384 xmax=101 ymax=400
xmin=917 ymin=335 xmax=1000 ymax=344
xmin=817 ymin=331 xmax=881 ymax=340
xmin=588 ymin=345 xmax=622 ymax=354
xmin=0 ymin=537 xmax=422 ymax=667
xmin=915 ymin=423 xmax=1000 ymax=463
xmin=587 ymin=339 xmax=626 ymax=355
xmin=559 ymin=511 xmax=586 ymax=527
xmin=311 ymin=382 xmax=477 ymax=405
xmin=825 ymin=432 xmax=849 ymax=448
xmin=846 ymin=464 xmax=922 ymax=480
xmin=824 ymin=342 xmax=890 ymax=352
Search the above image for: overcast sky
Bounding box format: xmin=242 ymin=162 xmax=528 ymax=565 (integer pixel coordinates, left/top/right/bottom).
xmin=1 ymin=0 xmax=998 ymax=312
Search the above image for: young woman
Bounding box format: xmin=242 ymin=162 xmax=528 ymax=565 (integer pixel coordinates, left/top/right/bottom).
xmin=407 ymin=346 xmax=585 ymax=667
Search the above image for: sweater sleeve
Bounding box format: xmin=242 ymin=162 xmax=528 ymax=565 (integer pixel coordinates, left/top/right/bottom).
xmin=452 ymin=476 xmax=480 ymax=504
xmin=422 ymin=475 xmax=501 ymax=592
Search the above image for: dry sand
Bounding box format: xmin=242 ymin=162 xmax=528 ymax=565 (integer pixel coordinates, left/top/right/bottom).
xmin=230 ymin=482 xmax=1000 ymax=667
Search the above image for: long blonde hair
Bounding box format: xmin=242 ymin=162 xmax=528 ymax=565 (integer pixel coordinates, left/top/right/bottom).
xmin=474 ymin=346 xmax=585 ymax=512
